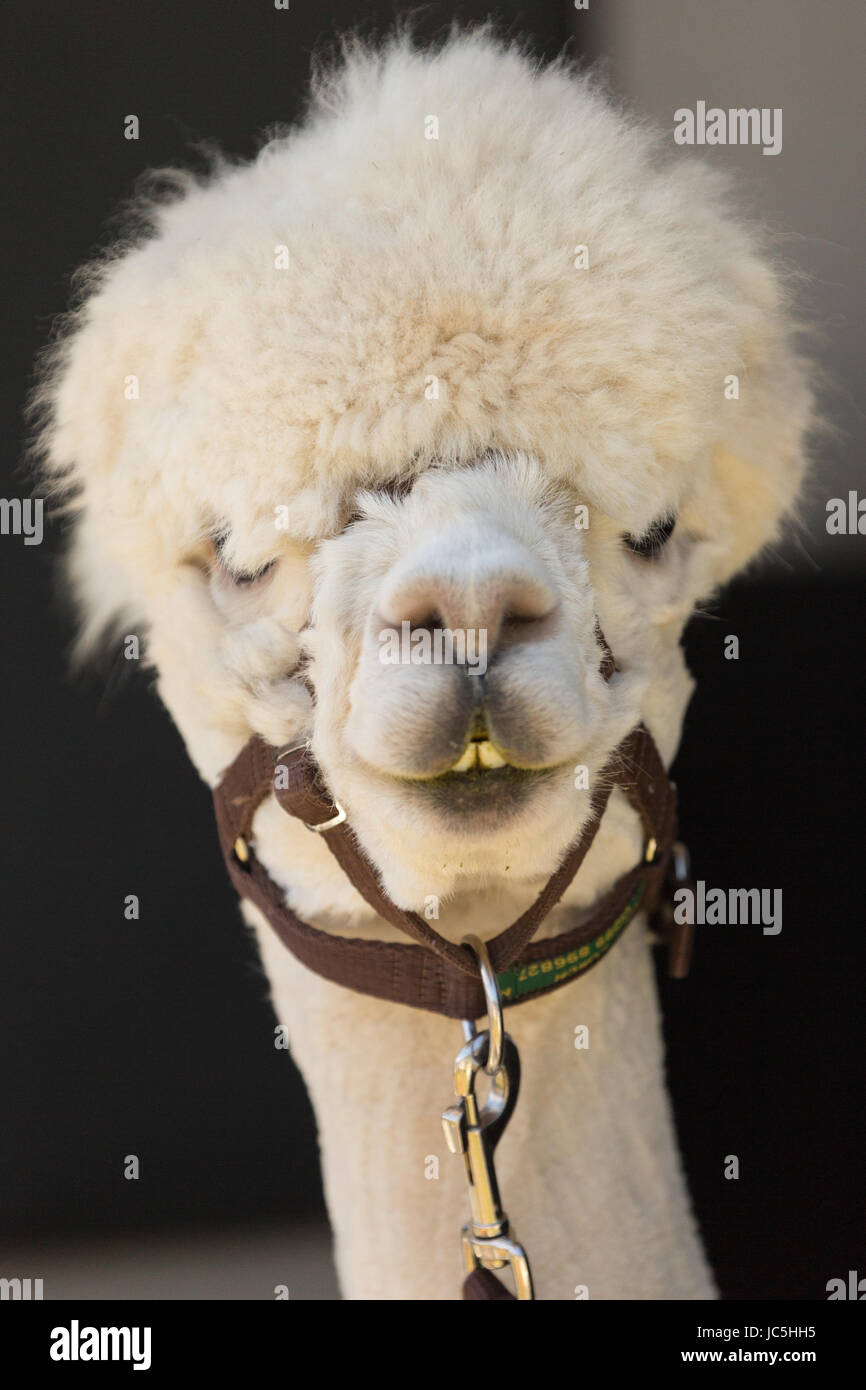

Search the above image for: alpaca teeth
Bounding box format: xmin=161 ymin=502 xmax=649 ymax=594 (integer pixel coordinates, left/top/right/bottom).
xmin=451 ymin=744 xmax=478 ymax=772
xmin=476 ymin=740 xmax=506 ymax=769
xmin=449 ymin=740 xmax=507 ymax=773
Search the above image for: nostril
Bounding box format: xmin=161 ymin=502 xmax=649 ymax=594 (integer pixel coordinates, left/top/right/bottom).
xmin=407 ymin=610 xmax=442 ymax=634
xmin=503 ymin=608 xmax=541 ymax=625
xmin=499 ymin=600 xmax=559 ymax=643
xmin=378 ymin=573 xmax=446 ymax=630
xmin=378 ymin=609 xmax=442 ymax=633
xmin=378 ymin=549 xmax=557 ymax=642
xmin=498 ymin=572 xmax=558 ymax=625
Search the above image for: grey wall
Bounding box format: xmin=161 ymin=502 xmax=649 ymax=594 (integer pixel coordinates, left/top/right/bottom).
xmin=583 ymin=0 xmax=866 ymax=572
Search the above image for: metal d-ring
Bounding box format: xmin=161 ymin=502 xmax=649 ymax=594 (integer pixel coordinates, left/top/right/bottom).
xmin=460 ymin=935 xmax=503 ymax=1076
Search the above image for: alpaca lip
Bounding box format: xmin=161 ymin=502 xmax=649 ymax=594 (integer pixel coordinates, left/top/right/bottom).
xmin=403 ymin=762 xmax=555 ymax=819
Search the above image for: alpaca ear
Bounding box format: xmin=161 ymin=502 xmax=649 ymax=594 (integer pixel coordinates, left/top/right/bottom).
xmin=37 ymin=288 xmax=128 ymax=498
xmin=61 ymin=507 xmax=146 ymax=661
xmin=33 ymin=281 xmax=192 ymax=655
xmin=708 ymin=437 xmax=806 ymax=577
xmin=700 ymin=299 xmax=814 ymax=581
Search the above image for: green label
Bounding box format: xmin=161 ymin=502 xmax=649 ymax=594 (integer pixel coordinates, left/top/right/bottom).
xmin=497 ymin=884 xmax=645 ymax=1002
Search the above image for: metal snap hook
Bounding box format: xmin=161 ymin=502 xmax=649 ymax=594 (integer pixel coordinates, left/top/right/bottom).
xmin=441 ymin=980 xmax=534 ymax=1299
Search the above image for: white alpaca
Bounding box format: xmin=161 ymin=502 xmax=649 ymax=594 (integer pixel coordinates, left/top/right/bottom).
xmin=34 ymin=33 xmax=812 ymax=1299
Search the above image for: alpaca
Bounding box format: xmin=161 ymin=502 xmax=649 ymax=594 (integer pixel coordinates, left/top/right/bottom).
xmin=33 ymin=32 xmax=812 ymax=1300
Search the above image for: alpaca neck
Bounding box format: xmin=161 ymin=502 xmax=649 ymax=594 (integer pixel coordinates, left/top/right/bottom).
xmin=250 ymin=887 xmax=716 ymax=1300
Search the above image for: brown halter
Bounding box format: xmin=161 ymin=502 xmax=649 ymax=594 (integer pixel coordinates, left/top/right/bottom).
xmin=212 ymin=632 xmax=694 ymax=1020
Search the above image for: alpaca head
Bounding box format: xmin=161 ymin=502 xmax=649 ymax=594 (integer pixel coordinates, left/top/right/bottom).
xmin=34 ymin=33 xmax=812 ymax=912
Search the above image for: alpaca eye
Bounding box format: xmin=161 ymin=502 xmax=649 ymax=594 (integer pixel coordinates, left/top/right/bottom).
xmin=225 ymin=560 xmax=276 ymax=586
xmin=211 ymin=531 xmax=276 ymax=586
xmin=623 ymin=515 xmax=676 ymax=558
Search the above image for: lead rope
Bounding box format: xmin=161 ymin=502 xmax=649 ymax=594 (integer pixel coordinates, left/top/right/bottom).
xmin=442 ymin=936 xmax=533 ymax=1301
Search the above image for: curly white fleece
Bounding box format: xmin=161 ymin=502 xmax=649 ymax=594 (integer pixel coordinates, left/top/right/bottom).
xmin=36 ymin=31 xmax=809 ymax=637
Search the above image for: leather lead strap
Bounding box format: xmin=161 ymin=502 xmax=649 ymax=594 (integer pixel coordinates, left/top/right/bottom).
xmin=463 ymin=1269 xmax=516 ymax=1301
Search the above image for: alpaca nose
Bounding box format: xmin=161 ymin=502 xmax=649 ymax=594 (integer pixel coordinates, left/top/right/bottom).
xmin=376 ymin=537 xmax=558 ymax=656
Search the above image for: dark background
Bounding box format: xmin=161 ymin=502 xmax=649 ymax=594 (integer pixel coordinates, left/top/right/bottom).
xmin=1 ymin=0 xmax=863 ymax=1299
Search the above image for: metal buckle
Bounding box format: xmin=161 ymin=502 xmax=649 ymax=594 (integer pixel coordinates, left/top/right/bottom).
xmin=441 ymin=936 xmax=535 ymax=1300
xmin=274 ymin=737 xmax=311 ymax=763
xmin=273 ymin=738 xmax=347 ymax=834
xmin=304 ymin=803 xmax=347 ymax=834
xmin=650 ymin=839 xmax=694 ymax=978
xmin=671 ymin=839 xmax=691 ymax=884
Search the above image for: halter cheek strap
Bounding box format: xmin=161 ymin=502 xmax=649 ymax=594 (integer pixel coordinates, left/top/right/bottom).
xmin=213 ymin=716 xmax=693 ymax=1019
